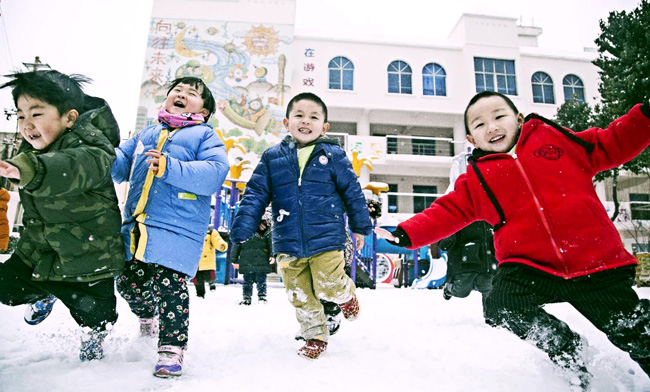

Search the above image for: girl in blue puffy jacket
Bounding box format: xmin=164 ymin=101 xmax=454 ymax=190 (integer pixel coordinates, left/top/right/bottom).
xmin=112 ymin=77 xmax=229 ymax=378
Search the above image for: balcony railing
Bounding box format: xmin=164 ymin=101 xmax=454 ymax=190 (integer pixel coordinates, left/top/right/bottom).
xmin=328 ymin=133 xmax=455 ymax=158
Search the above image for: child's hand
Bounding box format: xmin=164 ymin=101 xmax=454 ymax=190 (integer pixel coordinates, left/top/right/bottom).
xmin=375 ymin=227 xmax=398 ymax=243
xmin=353 ymin=233 xmax=365 ymax=250
xmin=0 ymin=160 xmax=19 ymax=180
xmin=144 ymin=150 xmax=162 ymax=173
xmin=269 ymin=257 xmax=275 ymax=264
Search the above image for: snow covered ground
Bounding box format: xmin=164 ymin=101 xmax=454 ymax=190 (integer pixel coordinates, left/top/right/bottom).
xmin=1 ymin=282 xmax=649 ymax=392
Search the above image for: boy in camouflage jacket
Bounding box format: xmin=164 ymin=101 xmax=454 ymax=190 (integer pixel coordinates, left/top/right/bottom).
xmin=0 ymin=70 xmax=124 ymax=362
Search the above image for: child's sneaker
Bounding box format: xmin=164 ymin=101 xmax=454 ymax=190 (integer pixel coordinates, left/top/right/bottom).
xmin=239 ymin=297 xmax=251 ymax=306
xmin=79 ymin=330 xmax=107 ymax=361
xmin=326 ymin=311 xmax=342 ymax=336
xmin=297 ymin=339 xmax=327 ymax=360
xmin=139 ymin=317 xmax=159 ymax=337
xmin=24 ymin=296 xmax=57 ymax=325
xmin=258 ymin=296 xmax=267 ymax=304
xmin=153 ymin=345 xmax=185 ymax=378
xmin=339 ymin=294 xmax=360 ymax=321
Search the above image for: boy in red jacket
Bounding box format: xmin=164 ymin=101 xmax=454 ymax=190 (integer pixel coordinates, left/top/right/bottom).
xmin=377 ymin=91 xmax=650 ymax=388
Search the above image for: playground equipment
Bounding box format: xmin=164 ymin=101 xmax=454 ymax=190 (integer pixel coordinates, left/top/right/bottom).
xmin=211 ymin=180 xmax=440 ymax=288
xmin=411 ymin=252 xmax=448 ymax=289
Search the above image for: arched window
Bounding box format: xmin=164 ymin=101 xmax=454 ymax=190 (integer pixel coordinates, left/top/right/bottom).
xmin=563 ymin=74 xmax=585 ymax=102
xmin=531 ymin=71 xmax=555 ymax=104
xmin=328 ymin=56 xmax=354 ymax=91
xmin=387 ymin=60 xmax=412 ymax=94
xmin=422 ymin=63 xmax=446 ymax=96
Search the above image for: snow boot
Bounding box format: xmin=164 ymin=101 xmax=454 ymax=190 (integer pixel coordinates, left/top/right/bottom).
xmin=258 ymin=296 xmax=267 ymax=304
xmin=339 ymin=294 xmax=360 ymax=321
xmin=24 ymin=296 xmax=57 ymax=325
xmin=139 ymin=316 xmax=159 ymax=337
xmin=297 ymin=339 xmax=327 ymax=360
xmin=239 ymin=297 xmax=251 ymax=306
xmin=153 ymin=345 xmax=185 ymax=378
xmin=79 ymin=330 xmax=107 ymax=361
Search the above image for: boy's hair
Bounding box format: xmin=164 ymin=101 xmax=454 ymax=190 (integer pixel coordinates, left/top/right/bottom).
xmin=0 ymin=70 xmax=90 ymax=115
xmin=463 ymin=91 xmax=519 ymax=135
xmin=285 ymin=92 xmax=328 ymax=123
xmin=167 ymin=77 xmax=216 ymax=120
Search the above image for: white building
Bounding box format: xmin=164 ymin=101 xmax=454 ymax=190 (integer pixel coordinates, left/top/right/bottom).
xmin=289 ymin=12 xmax=650 ymax=251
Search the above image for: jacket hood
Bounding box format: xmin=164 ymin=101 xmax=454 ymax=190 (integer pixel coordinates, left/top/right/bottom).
xmin=77 ymin=95 xmax=121 ymax=148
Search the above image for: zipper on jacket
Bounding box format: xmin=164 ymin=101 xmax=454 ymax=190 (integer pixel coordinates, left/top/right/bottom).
xmin=293 ymin=147 xmax=306 ymax=256
xmin=513 ymin=157 xmax=567 ymax=272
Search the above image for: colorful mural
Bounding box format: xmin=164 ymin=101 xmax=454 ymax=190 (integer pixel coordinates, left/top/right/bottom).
xmin=137 ymin=18 xmax=294 ymax=180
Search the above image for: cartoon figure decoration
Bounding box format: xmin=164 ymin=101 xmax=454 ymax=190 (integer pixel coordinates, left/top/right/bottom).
xmin=215 ymin=128 xmax=250 ymax=155
xmin=227 ymin=64 xmax=248 ymax=83
xmin=351 ymin=151 xmax=379 ymax=177
xmin=224 ymin=157 xmax=253 ymax=192
xmin=138 ymin=17 xmax=294 ymax=184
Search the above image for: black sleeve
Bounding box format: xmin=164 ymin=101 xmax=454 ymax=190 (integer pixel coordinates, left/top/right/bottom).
xmin=641 ymin=102 xmax=650 ymax=118
xmin=388 ymin=227 xmax=412 ymax=248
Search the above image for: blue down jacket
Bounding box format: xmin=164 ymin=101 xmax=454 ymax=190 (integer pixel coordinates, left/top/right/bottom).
xmin=112 ymin=123 xmax=229 ymax=277
xmin=231 ymin=136 xmax=372 ymax=258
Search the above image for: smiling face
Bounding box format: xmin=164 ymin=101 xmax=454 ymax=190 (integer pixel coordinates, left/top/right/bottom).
xmin=164 ymin=82 xmax=209 ymax=117
xmin=465 ymin=95 xmax=524 ymax=153
xmin=16 ymin=95 xmax=77 ymax=150
xmin=283 ymin=99 xmax=330 ymax=148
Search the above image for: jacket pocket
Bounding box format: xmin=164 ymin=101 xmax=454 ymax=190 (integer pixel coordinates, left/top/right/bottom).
xmin=460 ymin=242 xmax=480 ymax=265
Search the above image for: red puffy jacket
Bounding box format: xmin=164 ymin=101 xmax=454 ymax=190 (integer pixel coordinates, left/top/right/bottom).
xmin=399 ymin=104 xmax=650 ymax=279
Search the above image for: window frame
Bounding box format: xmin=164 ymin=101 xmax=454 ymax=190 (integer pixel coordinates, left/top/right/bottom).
xmin=474 ymin=57 xmax=517 ymax=96
xmin=387 ymin=60 xmax=413 ymax=94
xmin=328 ymin=56 xmax=354 ymax=91
xmin=562 ymin=74 xmax=585 ymax=102
xmin=531 ymin=71 xmax=555 ymax=104
xmin=422 ymin=63 xmax=446 ymax=96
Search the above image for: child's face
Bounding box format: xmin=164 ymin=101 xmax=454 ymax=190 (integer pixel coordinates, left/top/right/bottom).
xmin=16 ymin=95 xmax=77 ymax=150
xmin=465 ymin=95 xmax=524 ymax=153
xmin=164 ymin=82 xmax=209 ymax=117
xmin=283 ymin=99 xmax=330 ymax=148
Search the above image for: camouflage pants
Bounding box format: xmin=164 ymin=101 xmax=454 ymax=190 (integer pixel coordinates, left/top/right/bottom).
xmin=277 ymin=250 xmax=355 ymax=342
xmin=117 ymin=259 xmax=189 ymax=347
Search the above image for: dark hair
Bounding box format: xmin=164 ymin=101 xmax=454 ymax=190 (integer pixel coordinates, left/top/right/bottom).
xmin=166 ymin=77 xmax=216 ymax=120
xmin=0 ymin=70 xmax=90 ymax=115
xmin=285 ymin=92 xmax=328 ymax=123
xmin=463 ymin=91 xmax=519 ymax=135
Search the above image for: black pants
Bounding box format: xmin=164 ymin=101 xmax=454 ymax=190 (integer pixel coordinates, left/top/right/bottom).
xmin=194 ymin=270 xmax=213 ymax=297
xmin=0 ymin=253 xmax=117 ymax=330
xmin=242 ymin=272 xmax=267 ymax=299
xmin=444 ymin=272 xmax=494 ymax=313
xmin=485 ymin=263 xmax=650 ymax=375
xmin=116 ymin=258 xmax=189 ymax=347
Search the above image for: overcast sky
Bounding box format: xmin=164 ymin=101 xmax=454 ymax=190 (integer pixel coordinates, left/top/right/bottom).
xmin=0 ymin=0 xmax=641 ymax=137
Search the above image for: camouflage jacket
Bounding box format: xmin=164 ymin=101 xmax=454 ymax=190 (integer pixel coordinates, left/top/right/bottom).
xmin=7 ymin=96 xmax=125 ymax=282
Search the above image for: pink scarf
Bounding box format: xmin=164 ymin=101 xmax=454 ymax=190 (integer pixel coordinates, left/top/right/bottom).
xmin=158 ymin=109 xmax=205 ymax=128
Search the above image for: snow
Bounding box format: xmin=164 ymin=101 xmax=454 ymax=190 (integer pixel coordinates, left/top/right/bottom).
xmin=1 ymin=282 xmax=649 ymax=392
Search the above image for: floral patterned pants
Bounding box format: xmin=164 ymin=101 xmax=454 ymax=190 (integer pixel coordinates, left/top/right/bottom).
xmin=117 ymin=258 xmax=189 ymax=347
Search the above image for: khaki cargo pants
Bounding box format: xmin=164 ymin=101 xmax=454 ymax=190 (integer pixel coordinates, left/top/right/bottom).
xmin=277 ymin=250 xmax=355 ymax=342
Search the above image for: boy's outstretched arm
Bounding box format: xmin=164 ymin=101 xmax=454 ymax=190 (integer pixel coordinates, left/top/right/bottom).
xmin=0 ymin=161 xmax=19 ymax=180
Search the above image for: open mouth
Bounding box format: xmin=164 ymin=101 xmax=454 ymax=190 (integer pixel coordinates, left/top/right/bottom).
xmin=27 ymin=134 xmax=41 ymax=140
xmin=298 ymin=127 xmax=312 ymax=134
xmin=173 ymin=100 xmax=185 ymax=108
xmin=490 ymin=135 xmax=505 ymax=143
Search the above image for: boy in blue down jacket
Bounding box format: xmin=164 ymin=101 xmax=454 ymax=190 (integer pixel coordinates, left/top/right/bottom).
xmin=230 ymin=92 xmax=372 ymax=360
xmin=112 ymin=77 xmax=229 ymax=377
